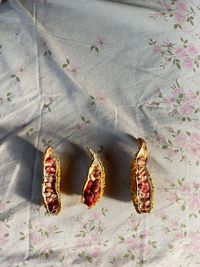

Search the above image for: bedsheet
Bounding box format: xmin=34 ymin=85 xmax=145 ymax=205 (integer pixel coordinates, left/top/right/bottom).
xmin=0 ymin=0 xmax=200 ymax=266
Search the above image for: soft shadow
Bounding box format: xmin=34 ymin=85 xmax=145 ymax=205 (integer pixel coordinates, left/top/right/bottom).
xmin=56 ymin=140 xmax=89 ymax=196
xmin=101 ymin=131 xmax=137 ymax=202
xmin=0 ymin=127 xmax=43 ymax=205
xmin=55 ymin=130 xmax=138 ymax=202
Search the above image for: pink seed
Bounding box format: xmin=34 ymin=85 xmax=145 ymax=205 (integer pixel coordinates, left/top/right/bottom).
xmin=45 ymin=182 xmax=52 ymax=188
xmin=45 ymin=167 xmax=51 ymax=174
xmin=51 ymin=167 xmax=56 ymax=173
xmin=84 ymin=195 xmax=94 ymax=206
xmin=47 ymin=176 xmax=55 ymax=183
xmin=94 ymin=192 xmax=100 ymax=199
xmin=87 ymin=180 xmax=93 ymax=188
xmin=140 ymin=182 xmax=149 ymax=193
xmin=145 ymin=200 xmax=150 ymax=206
xmin=46 ymin=197 xmax=53 ymax=203
xmin=45 ymin=188 xmax=53 ymax=193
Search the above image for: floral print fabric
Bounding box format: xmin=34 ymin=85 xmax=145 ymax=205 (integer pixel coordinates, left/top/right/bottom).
xmin=0 ymin=0 xmax=200 ymax=266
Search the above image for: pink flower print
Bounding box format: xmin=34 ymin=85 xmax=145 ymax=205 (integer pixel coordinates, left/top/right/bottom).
xmin=73 ymin=123 xmax=86 ymax=131
xmin=164 ymin=97 xmax=175 ymax=104
xmin=176 ymin=47 xmax=186 ymax=58
xmin=91 ymin=234 xmax=98 ymax=243
xmin=30 ymin=232 xmax=42 ymax=246
xmin=164 ymin=57 xmax=172 ymax=64
xmin=159 ymin=1 xmax=171 ymax=10
xmin=174 ymin=133 xmax=187 ymax=147
xmin=41 ymin=39 xmax=48 ymax=47
xmin=167 ymin=147 xmax=177 ymax=158
xmin=187 ymin=44 xmax=198 ymax=56
xmin=188 ymin=194 xmax=200 ymax=210
xmin=190 ymin=133 xmax=200 ymax=144
xmin=97 ymin=37 xmax=105 ymax=48
xmin=126 ymin=237 xmax=140 ymax=250
xmin=153 ymin=45 xmax=162 ymax=54
xmin=47 ymin=225 xmax=54 ymax=235
xmin=91 ymin=247 xmax=101 ymax=257
xmin=176 ymin=1 xmax=187 ymax=12
xmin=17 ymin=64 xmax=26 ymax=73
xmin=175 ymin=230 xmax=184 ymax=240
xmin=177 ymin=1 xmax=187 ymax=12
xmin=71 ymin=66 xmax=77 ymax=73
xmin=189 ymin=144 xmax=200 ymax=158
xmin=163 ymin=40 xmax=173 ymax=47
xmin=0 ymin=202 xmax=5 ymax=212
xmin=140 ymin=229 xmax=151 ymax=239
xmin=91 ymin=212 xmax=98 ymax=220
xmin=0 ymin=236 xmax=7 ymax=246
xmin=180 ymin=182 xmax=191 ymax=194
xmin=155 ymin=133 xmax=165 ymax=144
xmin=168 ymin=192 xmax=178 ymax=204
xmin=129 ymin=218 xmax=139 ymax=231
xmin=174 ymin=11 xmax=185 ymax=23
xmin=181 ymin=183 xmax=191 ymax=193
xmin=154 ymin=209 xmax=167 ymax=220
xmin=96 ymin=93 xmax=106 ymax=102
xmin=193 ymin=182 xmax=200 ymax=190
xmin=191 ymin=242 xmax=200 ymax=253
xmin=41 ymin=240 xmax=52 ymax=251
xmin=183 ymin=57 xmax=193 ymax=69
xmin=180 ymin=102 xmax=193 ymax=115
xmin=169 ymin=218 xmax=179 ymax=228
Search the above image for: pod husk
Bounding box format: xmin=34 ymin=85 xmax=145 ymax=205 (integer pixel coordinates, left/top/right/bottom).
xmin=130 ymin=138 xmax=154 ymax=214
xmin=42 ymin=146 xmax=61 ymax=215
xmin=82 ymin=148 xmax=105 ymax=208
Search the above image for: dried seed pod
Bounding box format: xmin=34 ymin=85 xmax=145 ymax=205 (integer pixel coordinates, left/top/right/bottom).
xmin=130 ymin=138 xmax=154 ymax=214
xmin=82 ymin=149 xmax=105 ymax=208
xmin=42 ymin=147 xmax=61 ymax=215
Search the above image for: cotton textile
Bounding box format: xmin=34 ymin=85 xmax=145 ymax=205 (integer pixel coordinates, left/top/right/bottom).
xmin=0 ymin=1 xmax=200 ymax=266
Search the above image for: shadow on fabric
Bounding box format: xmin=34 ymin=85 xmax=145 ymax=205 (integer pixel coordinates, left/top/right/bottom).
xmin=0 ymin=127 xmax=43 ymax=206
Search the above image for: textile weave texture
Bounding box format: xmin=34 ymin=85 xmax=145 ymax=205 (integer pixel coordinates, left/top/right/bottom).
xmin=0 ymin=0 xmax=200 ymax=266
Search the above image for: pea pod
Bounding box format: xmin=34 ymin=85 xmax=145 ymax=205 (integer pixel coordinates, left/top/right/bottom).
xmin=42 ymin=147 xmax=61 ymax=215
xmin=131 ymin=138 xmax=154 ymax=214
xmin=82 ymin=149 xmax=105 ymax=208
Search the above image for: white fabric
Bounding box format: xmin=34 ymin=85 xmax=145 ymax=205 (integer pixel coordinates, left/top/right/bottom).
xmin=0 ymin=1 xmax=200 ymax=266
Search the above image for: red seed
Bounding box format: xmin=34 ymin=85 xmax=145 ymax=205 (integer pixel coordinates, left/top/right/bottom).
xmin=145 ymin=200 xmax=150 ymax=206
xmin=45 ymin=167 xmax=51 ymax=174
xmin=45 ymin=157 xmax=54 ymax=166
xmin=87 ymin=180 xmax=93 ymax=188
xmin=45 ymin=182 xmax=52 ymax=188
xmin=45 ymin=188 xmax=54 ymax=193
xmin=50 ymin=167 xmax=56 ymax=173
xmin=94 ymin=192 xmax=100 ymax=199
xmin=91 ymin=184 xmax=99 ymax=193
xmin=51 ymin=194 xmax=57 ymax=199
xmin=84 ymin=187 xmax=91 ymax=194
xmin=140 ymin=182 xmax=149 ymax=193
xmin=93 ymin=179 xmax=100 ymax=186
xmin=138 ymin=191 xmax=150 ymax=199
xmin=84 ymin=194 xmax=94 ymax=206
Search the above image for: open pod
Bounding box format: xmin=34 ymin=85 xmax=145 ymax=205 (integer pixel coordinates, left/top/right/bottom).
xmin=130 ymin=138 xmax=154 ymax=214
xmin=42 ymin=147 xmax=61 ymax=215
xmin=82 ymin=149 xmax=105 ymax=208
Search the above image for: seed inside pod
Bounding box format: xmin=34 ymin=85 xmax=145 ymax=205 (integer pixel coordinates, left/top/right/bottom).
xmin=130 ymin=138 xmax=154 ymax=214
xmin=82 ymin=149 xmax=105 ymax=208
xmin=42 ymin=147 xmax=61 ymax=215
